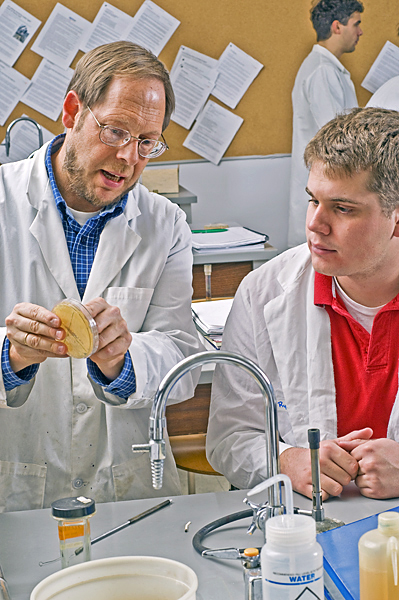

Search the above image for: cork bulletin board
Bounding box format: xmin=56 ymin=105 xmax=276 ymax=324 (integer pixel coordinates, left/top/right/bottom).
xmin=1 ymin=0 xmax=398 ymax=161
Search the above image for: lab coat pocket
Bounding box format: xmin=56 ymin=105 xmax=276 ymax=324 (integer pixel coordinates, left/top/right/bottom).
xmin=0 ymin=461 xmax=46 ymax=513
xmin=103 ymin=287 xmax=154 ymax=333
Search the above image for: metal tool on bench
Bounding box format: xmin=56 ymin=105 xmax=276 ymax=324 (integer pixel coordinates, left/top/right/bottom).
xmin=308 ymin=428 xmax=345 ymax=533
xmin=38 ymin=499 xmax=172 ymax=567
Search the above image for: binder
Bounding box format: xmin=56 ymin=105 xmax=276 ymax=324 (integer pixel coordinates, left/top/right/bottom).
xmin=317 ymin=506 xmax=399 ymax=599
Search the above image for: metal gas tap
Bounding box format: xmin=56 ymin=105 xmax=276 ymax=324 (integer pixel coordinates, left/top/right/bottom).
xmin=132 ymin=350 xmax=284 ymax=527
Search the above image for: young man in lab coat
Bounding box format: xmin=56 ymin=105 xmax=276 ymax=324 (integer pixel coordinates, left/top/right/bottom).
xmin=0 ymin=42 xmax=203 ymax=512
xmin=207 ymin=107 xmax=399 ymax=501
xmin=288 ymin=0 xmax=363 ymax=248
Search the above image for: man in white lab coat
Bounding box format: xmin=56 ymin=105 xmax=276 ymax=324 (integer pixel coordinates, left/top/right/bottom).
xmin=207 ymin=107 xmax=399 ymax=501
xmin=288 ymin=0 xmax=363 ymax=247
xmin=0 ymin=42 xmax=203 ymax=512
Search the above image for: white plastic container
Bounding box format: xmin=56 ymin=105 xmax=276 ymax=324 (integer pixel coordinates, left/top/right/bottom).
xmin=30 ymin=556 xmax=198 ymax=600
xmin=359 ymin=511 xmax=399 ymax=600
xmin=248 ymin=474 xmax=324 ymax=600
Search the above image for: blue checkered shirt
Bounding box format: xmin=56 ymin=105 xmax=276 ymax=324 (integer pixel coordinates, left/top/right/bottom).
xmin=2 ymin=135 xmax=136 ymax=399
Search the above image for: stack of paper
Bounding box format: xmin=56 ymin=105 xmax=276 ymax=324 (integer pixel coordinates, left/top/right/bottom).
xmin=192 ymin=298 xmax=233 ymax=349
xmin=191 ymin=226 xmax=268 ymax=253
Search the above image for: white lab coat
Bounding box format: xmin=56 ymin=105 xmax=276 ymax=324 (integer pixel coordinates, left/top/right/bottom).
xmin=206 ymin=244 xmax=399 ymax=490
xmin=288 ymin=45 xmax=358 ymax=247
xmin=366 ymin=75 xmax=399 ymax=112
xmin=0 ymin=142 xmax=203 ymax=512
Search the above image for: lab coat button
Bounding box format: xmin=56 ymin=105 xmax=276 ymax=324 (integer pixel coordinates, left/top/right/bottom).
xmin=72 ymin=478 xmax=84 ymax=489
xmin=76 ymin=403 xmax=88 ymax=414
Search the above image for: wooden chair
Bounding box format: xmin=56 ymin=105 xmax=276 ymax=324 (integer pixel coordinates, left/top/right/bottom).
xmin=165 ymin=382 xmax=222 ymax=494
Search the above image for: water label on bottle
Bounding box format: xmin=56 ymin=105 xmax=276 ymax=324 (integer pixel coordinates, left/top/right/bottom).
xmin=263 ymin=565 xmax=324 ymax=600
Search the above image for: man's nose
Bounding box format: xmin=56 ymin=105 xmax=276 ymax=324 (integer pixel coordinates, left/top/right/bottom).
xmin=115 ymin=139 xmax=141 ymax=165
xmin=306 ymin=205 xmax=330 ymax=235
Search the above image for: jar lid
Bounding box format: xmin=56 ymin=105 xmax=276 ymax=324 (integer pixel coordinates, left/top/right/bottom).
xmin=52 ymin=298 xmax=99 ymax=359
xmin=51 ymin=496 xmax=96 ymax=518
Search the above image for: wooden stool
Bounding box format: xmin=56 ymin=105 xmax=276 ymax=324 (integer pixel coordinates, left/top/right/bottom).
xmin=165 ymin=383 xmax=222 ymax=494
xmin=169 ymin=433 xmax=221 ymax=494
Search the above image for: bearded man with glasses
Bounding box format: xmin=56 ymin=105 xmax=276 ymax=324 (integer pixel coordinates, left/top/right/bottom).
xmin=0 ymin=41 xmax=203 ymax=512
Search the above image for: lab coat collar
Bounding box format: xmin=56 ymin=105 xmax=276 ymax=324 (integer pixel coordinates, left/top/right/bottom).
xmin=312 ymin=44 xmax=350 ymax=74
xmin=25 ymin=141 xmax=142 ymax=301
xmin=27 ymin=142 xmax=79 ymax=299
xmin=82 ymin=204 xmax=141 ymax=301
xmin=263 ymin=244 xmax=337 ymax=444
xmin=276 ymin=243 xmax=313 ymax=290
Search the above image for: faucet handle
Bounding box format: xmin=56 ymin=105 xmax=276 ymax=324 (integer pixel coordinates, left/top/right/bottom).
xmin=243 ymin=497 xmax=268 ymax=535
xmin=132 ymin=442 xmax=151 ymax=453
xmin=132 ymin=439 xmax=166 ymax=489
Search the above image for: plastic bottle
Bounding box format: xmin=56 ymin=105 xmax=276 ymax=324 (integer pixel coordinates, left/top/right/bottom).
xmin=51 ymin=496 xmax=96 ymax=569
xmin=358 ymin=511 xmax=399 ymax=600
xmin=247 ymin=474 xmax=324 ymax=600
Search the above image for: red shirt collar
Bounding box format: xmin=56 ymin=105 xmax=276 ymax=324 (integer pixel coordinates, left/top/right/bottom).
xmin=314 ymin=271 xmax=333 ymax=307
xmin=314 ymin=270 xmax=399 ymax=311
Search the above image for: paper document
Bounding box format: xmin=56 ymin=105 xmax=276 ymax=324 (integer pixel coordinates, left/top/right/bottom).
xmin=31 ymin=3 xmax=91 ymax=69
xmin=362 ymin=41 xmax=399 ymax=93
xmin=0 ymin=60 xmax=30 ymax=126
xmin=81 ymin=2 xmax=133 ymax=52
xmin=191 ymin=226 xmax=267 ymax=251
xmin=21 ymin=60 xmax=74 ymax=121
xmin=212 ymin=43 xmax=263 ymax=109
xmin=0 ymin=114 xmax=53 ymax=164
xmin=192 ymin=242 xmax=267 ymax=256
xmin=0 ymin=0 xmax=41 ymax=67
xmin=170 ymin=46 xmax=218 ymax=129
xmin=183 ymin=100 xmax=243 ymax=164
xmin=192 ymin=299 xmax=233 ymax=334
xmin=124 ymin=0 xmax=179 ymax=57
xmin=192 ymin=298 xmax=233 ymax=348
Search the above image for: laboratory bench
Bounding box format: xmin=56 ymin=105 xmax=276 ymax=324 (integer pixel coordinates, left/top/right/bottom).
xmin=1 ymin=484 xmax=399 ymax=600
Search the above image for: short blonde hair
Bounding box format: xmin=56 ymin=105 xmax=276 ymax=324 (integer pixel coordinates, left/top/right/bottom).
xmin=67 ymin=41 xmax=174 ymax=131
xmin=304 ymin=107 xmax=399 ymax=216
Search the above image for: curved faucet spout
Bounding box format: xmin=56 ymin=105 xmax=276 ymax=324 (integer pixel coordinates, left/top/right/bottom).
xmin=4 ymin=116 xmax=44 ymax=157
xmin=132 ymin=350 xmax=281 ymax=511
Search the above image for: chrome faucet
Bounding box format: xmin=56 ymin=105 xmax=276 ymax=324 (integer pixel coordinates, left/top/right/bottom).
xmin=132 ymin=350 xmax=283 ymax=524
xmin=3 ymin=116 xmax=43 ymax=157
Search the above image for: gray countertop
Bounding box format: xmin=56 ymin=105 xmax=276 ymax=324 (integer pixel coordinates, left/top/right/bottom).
xmin=1 ymin=485 xmax=398 ymax=600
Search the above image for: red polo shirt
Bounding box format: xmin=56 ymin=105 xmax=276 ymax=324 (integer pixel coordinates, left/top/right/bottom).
xmin=314 ymin=272 xmax=399 ymax=438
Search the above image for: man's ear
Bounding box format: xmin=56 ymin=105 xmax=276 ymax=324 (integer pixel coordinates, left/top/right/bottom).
xmin=331 ymin=19 xmax=342 ymax=35
xmin=393 ymin=210 xmax=399 ymax=238
xmin=62 ymin=90 xmax=83 ymax=129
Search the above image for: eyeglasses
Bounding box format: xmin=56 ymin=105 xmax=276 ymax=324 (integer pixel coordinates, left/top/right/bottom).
xmin=86 ymin=106 xmax=169 ymax=159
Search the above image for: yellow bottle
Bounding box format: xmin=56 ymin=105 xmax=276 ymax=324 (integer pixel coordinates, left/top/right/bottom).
xmin=358 ymin=511 xmax=399 ymax=600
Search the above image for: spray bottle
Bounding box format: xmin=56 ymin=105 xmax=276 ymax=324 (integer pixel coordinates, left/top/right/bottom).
xmin=247 ymin=474 xmax=324 ymax=600
xmin=358 ymin=511 xmax=399 ymax=600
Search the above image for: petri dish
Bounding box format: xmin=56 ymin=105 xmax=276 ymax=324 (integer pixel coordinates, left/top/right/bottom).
xmin=52 ymin=299 xmax=99 ymax=359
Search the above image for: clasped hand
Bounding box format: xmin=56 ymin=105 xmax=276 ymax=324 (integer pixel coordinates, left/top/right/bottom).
xmin=280 ymin=427 xmax=399 ymax=500
xmin=5 ymin=298 xmax=132 ymax=381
